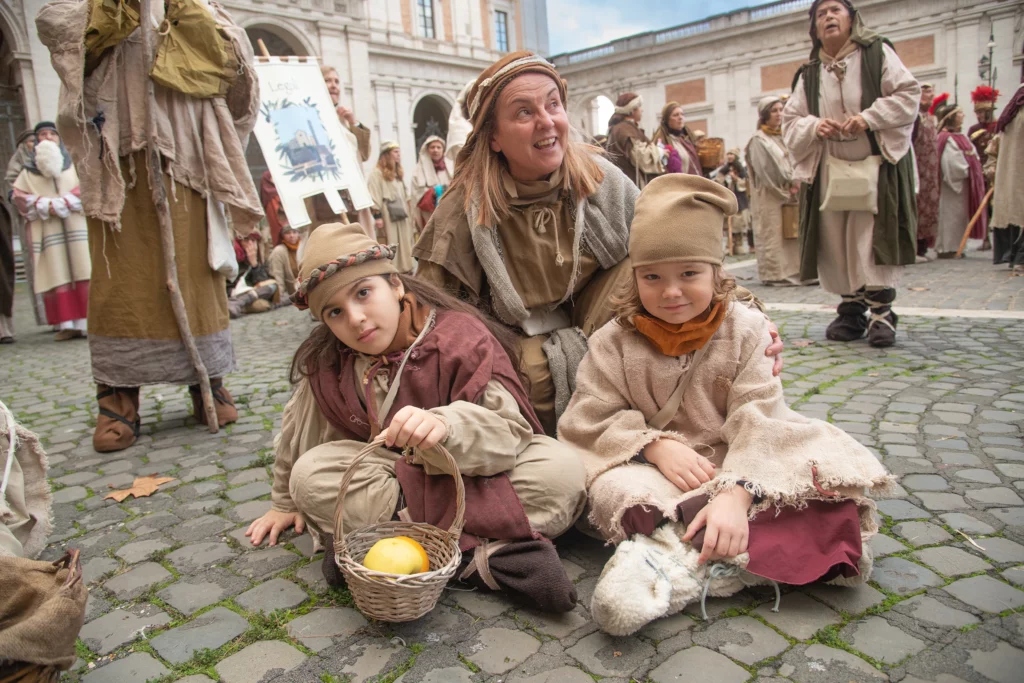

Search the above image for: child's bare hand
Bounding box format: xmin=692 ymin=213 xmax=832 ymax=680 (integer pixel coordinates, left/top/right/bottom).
xmin=386 ymin=406 xmax=447 ymax=450
xmin=766 ymin=323 xmax=784 ymax=376
xmin=246 ymin=510 xmax=304 ymax=546
xmin=682 ymin=486 xmax=753 ymax=564
xmin=643 ymin=439 xmax=716 ymax=492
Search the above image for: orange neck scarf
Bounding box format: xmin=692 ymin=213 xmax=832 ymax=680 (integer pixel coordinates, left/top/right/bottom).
xmin=760 ymin=124 xmax=782 ymax=137
xmin=633 ymin=302 xmax=726 ymax=357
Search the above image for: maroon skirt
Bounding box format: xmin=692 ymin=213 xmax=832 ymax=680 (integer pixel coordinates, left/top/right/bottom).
xmin=43 ymin=281 xmax=89 ymax=326
xmin=621 ymin=496 xmax=862 ymax=585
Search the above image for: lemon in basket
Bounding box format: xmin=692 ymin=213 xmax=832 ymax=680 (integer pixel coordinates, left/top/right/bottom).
xmin=362 ymin=536 xmax=430 ymax=574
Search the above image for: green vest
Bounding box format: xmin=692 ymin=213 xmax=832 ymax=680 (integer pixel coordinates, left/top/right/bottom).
xmin=793 ymin=38 xmax=918 ymax=283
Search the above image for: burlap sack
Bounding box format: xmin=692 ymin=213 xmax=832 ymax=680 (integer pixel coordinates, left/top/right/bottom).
xmin=0 ymin=551 xmax=87 ymax=671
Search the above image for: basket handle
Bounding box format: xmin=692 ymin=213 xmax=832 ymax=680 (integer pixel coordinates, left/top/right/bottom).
xmin=332 ymin=433 xmax=467 ymax=541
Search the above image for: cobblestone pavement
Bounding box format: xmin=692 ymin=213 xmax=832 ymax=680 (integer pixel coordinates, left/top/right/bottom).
xmin=730 ymin=243 xmax=1024 ymax=313
xmin=2 ymin=251 xmax=1024 ymax=683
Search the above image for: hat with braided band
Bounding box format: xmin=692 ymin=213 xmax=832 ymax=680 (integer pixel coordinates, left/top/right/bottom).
xmin=294 ymin=222 xmax=397 ymax=321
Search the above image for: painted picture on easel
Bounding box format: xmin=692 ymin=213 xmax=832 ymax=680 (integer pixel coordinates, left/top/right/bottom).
xmin=252 ymin=58 xmax=372 ymax=229
xmin=262 ymin=97 xmax=339 ymax=182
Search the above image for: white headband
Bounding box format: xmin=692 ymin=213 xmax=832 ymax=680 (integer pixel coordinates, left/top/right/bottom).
xmin=614 ymin=95 xmax=643 ymax=115
xmin=468 ymin=55 xmax=556 ymax=119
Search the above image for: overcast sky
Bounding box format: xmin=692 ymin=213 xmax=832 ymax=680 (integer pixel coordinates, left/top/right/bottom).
xmin=546 ymin=0 xmax=780 ymax=55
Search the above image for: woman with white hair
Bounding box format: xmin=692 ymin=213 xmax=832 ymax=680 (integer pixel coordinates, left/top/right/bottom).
xmin=414 ymin=52 xmax=784 ymax=433
xmin=12 ymin=122 xmax=90 ymax=341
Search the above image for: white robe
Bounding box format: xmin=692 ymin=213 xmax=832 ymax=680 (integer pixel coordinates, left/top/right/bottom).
xmin=782 ymin=43 xmax=920 ymax=295
xmin=936 ymin=142 xmax=972 ymax=254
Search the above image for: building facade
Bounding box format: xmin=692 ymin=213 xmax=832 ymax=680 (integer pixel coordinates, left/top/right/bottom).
xmin=554 ymin=0 xmax=1023 ymax=156
xmin=0 ymin=0 xmax=549 ymax=181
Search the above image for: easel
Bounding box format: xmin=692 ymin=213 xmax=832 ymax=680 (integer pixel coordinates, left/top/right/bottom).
xmin=254 ymin=40 xmax=375 ymax=239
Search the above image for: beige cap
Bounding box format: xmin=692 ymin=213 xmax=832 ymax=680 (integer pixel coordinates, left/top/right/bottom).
xmin=629 ymin=174 xmax=737 ymax=268
xmin=294 ymin=222 xmax=397 ymax=321
xmin=757 ymin=95 xmax=782 ymax=116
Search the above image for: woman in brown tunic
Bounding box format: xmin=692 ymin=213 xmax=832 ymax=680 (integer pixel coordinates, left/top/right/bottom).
xmin=415 ymin=52 xmax=784 ymax=433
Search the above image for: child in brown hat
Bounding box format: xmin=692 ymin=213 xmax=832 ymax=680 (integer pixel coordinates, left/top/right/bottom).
xmin=245 ymin=222 xmax=586 ymax=612
xmin=558 ymin=174 xmax=893 ymax=635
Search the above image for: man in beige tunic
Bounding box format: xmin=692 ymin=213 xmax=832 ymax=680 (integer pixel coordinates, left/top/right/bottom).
xmin=783 ymin=0 xmax=919 ymax=348
xmin=989 ymin=80 xmax=1024 ymax=274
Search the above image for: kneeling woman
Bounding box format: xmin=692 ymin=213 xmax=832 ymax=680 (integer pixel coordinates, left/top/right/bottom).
xmin=558 ymin=175 xmax=893 ymax=635
xmin=247 ymin=223 xmax=586 ymax=612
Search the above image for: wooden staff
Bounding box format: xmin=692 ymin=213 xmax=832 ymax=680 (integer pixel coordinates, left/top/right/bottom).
xmin=727 ymin=215 xmax=734 ymax=256
xmin=140 ymin=0 xmax=218 ymax=433
xmin=955 ymin=187 xmax=995 ymax=258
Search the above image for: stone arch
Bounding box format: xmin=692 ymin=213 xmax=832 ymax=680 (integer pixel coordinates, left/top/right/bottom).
xmin=411 ymin=93 xmax=453 ymax=155
xmin=243 ymin=20 xmax=316 ymax=57
xmin=0 ymin=1 xmax=28 ymax=179
xmin=0 ymin=2 xmax=28 ymax=55
xmin=571 ymin=92 xmax=616 ymax=139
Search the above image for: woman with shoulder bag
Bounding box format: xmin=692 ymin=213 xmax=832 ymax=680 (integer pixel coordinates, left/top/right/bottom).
xmin=367 ymin=142 xmax=416 ymax=273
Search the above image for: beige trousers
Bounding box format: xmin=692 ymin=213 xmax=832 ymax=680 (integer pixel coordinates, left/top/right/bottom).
xmin=521 ymin=258 xmax=633 ymax=434
xmin=289 ymin=435 xmax=587 ymax=539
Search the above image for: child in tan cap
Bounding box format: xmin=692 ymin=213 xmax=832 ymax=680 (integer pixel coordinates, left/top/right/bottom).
xmin=246 ymin=222 xmax=586 ymax=612
xmin=558 ymin=174 xmax=893 ymax=635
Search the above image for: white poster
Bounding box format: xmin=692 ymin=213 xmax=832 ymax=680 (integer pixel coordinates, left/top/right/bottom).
xmin=252 ymin=58 xmax=372 ymax=229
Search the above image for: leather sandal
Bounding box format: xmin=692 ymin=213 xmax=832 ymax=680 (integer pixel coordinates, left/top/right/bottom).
xmin=93 ymin=385 xmax=141 ymax=453
xmin=189 ymin=379 xmax=238 ymax=427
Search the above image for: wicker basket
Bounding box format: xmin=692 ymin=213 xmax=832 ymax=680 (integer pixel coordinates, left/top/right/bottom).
xmin=697 ymin=137 xmax=725 ymax=172
xmin=333 ymin=436 xmax=464 ymax=622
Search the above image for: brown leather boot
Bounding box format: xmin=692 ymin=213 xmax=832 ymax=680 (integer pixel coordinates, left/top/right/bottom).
xmin=93 ymin=384 xmax=140 ymax=453
xmin=189 ymin=378 xmax=238 ymax=427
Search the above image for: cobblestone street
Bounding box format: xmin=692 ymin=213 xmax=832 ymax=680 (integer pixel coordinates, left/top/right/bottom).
xmin=3 ymin=251 xmax=1024 ymax=683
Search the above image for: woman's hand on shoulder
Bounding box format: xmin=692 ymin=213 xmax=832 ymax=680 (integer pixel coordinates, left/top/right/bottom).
xmin=245 ymin=509 xmax=304 ymax=547
xmin=386 ymin=406 xmax=448 ymax=451
xmin=765 ymin=322 xmax=784 ymax=376
xmin=681 ymin=485 xmax=753 ymax=564
xmin=643 ymin=439 xmax=716 ymax=492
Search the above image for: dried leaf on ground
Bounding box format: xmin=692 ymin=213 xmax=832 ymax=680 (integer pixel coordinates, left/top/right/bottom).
xmin=104 ymin=475 xmax=176 ymax=502
xmin=274 ymin=320 xmax=288 ymax=326
xmin=792 ymin=339 xmax=814 ymax=348
xmin=908 ymin=287 xmax=929 ymax=292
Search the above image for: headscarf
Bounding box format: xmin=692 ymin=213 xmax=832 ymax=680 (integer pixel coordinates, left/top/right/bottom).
xmin=463 ymin=51 xmax=566 ymax=129
xmin=608 ymin=92 xmax=640 ymax=129
xmin=412 ymin=135 xmax=454 ymax=193
xmin=806 ymin=0 xmax=880 ymax=60
xmin=32 ymin=121 xmax=58 ymax=137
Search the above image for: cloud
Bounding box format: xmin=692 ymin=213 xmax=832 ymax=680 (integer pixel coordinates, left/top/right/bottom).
xmin=547 ymin=0 xmax=777 ymax=55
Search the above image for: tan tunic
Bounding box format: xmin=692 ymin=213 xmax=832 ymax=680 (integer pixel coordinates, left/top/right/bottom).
xmin=937 ymin=142 xmax=973 ymax=253
xmin=992 ymin=85 xmax=1024 ymax=230
xmin=783 ymin=43 xmax=919 ymax=294
xmin=557 ymin=303 xmax=894 ymax=544
xmin=367 ymin=169 xmax=416 ymax=273
xmin=271 ymin=377 xmax=586 ymax=539
xmin=267 ymin=244 xmax=298 ymax=297
xmin=746 ymin=130 xmax=800 ymax=283
xmin=497 ymin=171 xmax=601 ymax=310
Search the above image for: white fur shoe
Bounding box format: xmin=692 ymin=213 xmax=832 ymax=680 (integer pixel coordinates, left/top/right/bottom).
xmin=590 ymin=524 xmax=773 ymax=635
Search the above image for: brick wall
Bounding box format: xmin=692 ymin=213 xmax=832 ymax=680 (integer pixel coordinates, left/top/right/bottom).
xmin=688 ymin=118 xmax=708 ymax=134
xmin=480 ymin=0 xmax=492 ymax=49
xmin=443 ymin=0 xmax=454 ymax=41
xmin=760 ymin=59 xmax=806 ymax=93
xmin=401 ymin=0 xmax=412 ymax=35
xmin=665 ymin=78 xmax=706 ymax=106
xmin=893 ymin=35 xmax=935 ymax=68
